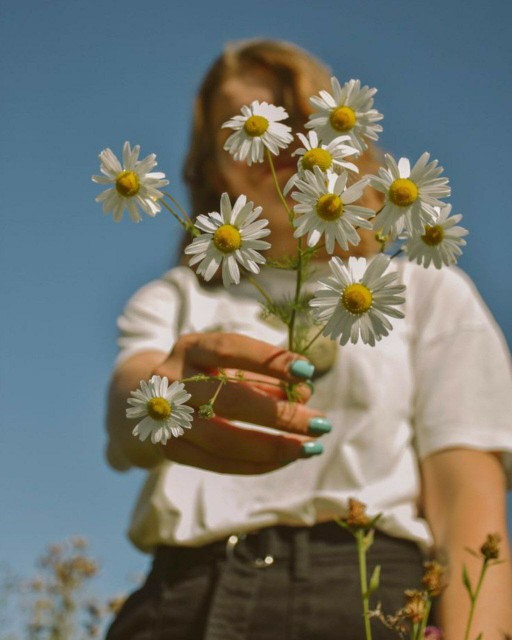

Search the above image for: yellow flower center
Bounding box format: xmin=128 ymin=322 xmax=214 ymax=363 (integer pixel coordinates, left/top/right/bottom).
xmin=421 ymin=225 xmax=444 ymax=246
xmin=342 ymin=283 xmax=373 ymax=315
xmin=213 ymin=224 xmax=242 ymax=253
xmin=316 ymin=194 xmax=344 ymax=221
xmin=146 ymin=397 xmax=172 ymax=420
xmin=115 ymin=170 xmax=140 ymax=197
xmin=388 ymin=178 xmax=419 ymax=207
xmin=329 ymin=106 xmax=357 ymax=132
xmin=243 ymin=115 xmax=269 ymax=137
xmin=301 ymin=148 xmax=333 ymax=172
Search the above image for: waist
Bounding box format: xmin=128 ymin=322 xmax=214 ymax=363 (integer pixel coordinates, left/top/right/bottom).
xmin=153 ymin=520 xmax=424 ymax=572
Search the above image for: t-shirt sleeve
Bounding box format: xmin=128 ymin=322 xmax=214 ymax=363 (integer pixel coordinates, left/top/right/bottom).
xmin=114 ymin=276 xmax=183 ymax=370
xmin=410 ymin=266 xmax=512 ymax=487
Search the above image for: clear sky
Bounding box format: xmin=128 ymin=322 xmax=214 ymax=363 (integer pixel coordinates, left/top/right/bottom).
xmin=1 ymin=0 xmax=511 ymax=622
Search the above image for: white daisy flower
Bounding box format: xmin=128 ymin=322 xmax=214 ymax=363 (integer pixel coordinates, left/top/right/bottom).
xmin=403 ymin=204 xmax=468 ymax=269
xmin=126 ymin=375 xmax=194 ymax=445
xmin=283 ymin=130 xmax=359 ymax=195
xmin=370 ymin=153 xmax=451 ymax=237
xmin=222 ymin=101 xmax=293 ymax=165
xmin=291 ymin=166 xmax=374 ymax=254
xmin=92 ymin=141 xmax=169 ymax=223
xmin=306 ymin=78 xmax=383 ymax=152
xmin=310 ymin=255 xmax=406 ymax=347
xmin=184 ymin=193 xmax=271 ymax=287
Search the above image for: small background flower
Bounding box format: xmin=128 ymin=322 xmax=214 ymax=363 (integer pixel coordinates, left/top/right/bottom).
xmin=126 ymin=375 xmax=194 ymax=445
xmin=222 ymin=100 xmax=293 ymax=165
xmin=92 ymin=141 xmax=169 ymax=222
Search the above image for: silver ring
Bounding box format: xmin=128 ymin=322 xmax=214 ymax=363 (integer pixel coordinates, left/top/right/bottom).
xmin=225 ymin=533 xmax=274 ymax=569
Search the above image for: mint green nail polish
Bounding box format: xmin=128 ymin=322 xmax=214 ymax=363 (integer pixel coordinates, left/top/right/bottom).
xmin=290 ymin=359 xmax=315 ymax=380
xmin=308 ymin=417 xmax=332 ymax=435
xmin=300 ymin=442 xmax=324 ymax=458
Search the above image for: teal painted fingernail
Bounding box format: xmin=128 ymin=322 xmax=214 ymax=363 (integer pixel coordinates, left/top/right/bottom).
xmin=305 ymin=380 xmax=315 ymax=394
xmin=289 ymin=359 xmax=315 ymax=380
xmin=300 ymin=442 xmax=324 ymax=458
xmin=308 ymin=417 xmax=332 ymax=435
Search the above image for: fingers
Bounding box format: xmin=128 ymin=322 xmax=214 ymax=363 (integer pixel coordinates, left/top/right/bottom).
xmin=174 ymin=332 xmax=315 ymax=383
xmin=175 ymin=367 xmax=324 ymax=436
xmin=210 ymin=383 xmax=325 ymax=435
xmin=162 ymin=435 xmax=295 ymax=475
xmin=182 ymin=414 xmax=313 ymax=463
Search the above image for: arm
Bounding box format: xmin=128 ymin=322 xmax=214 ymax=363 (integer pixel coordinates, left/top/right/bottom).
xmin=420 ymin=447 xmax=512 ymax=639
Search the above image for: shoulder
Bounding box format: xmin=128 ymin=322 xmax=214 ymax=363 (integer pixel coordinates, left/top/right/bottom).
xmin=397 ymin=259 xmax=500 ymax=344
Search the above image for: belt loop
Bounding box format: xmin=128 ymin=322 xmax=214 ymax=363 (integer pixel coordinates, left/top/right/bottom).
xmin=292 ymin=528 xmax=310 ymax=581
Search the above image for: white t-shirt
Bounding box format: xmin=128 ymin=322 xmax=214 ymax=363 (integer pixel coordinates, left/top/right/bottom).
xmin=107 ymin=259 xmax=512 ymax=556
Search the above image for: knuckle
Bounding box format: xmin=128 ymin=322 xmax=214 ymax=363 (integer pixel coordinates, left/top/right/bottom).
xmin=275 ymin=400 xmax=304 ymax=433
xmin=209 ymin=333 xmax=234 ymax=360
xmin=175 ymin=332 xmax=199 ymax=352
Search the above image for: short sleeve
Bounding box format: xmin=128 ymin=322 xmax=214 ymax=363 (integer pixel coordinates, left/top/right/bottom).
xmin=114 ymin=275 xmax=183 ymax=370
xmin=410 ymin=265 xmax=512 ymax=487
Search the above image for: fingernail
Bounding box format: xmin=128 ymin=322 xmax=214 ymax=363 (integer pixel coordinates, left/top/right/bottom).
xmin=299 ymin=442 xmax=324 ymax=458
xmin=305 ymin=380 xmax=315 ymax=395
xmin=308 ymin=417 xmax=332 ymax=435
xmin=289 ymin=359 xmax=315 ymax=380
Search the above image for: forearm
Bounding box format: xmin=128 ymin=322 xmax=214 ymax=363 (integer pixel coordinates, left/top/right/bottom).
xmin=422 ymin=450 xmax=512 ymax=639
xmin=106 ymin=350 xmax=169 ymax=470
xmin=432 ymin=504 xmax=512 ymax=639
xmin=430 ymin=494 xmax=512 ymax=640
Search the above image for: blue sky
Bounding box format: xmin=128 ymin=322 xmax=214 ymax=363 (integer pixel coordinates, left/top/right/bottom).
xmin=1 ymin=0 xmax=511 ymax=621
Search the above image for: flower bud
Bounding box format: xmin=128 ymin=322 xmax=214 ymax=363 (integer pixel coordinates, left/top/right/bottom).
xmin=402 ymin=589 xmax=427 ymax=623
xmin=422 ymin=560 xmax=446 ymax=596
xmin=480 ymin=533 xmax=501 ymax=560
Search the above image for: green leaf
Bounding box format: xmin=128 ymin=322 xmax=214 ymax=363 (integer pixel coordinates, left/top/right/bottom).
xmin=462 ymin=564 xmax=473 ymax=599
xmin=335 ymin=518 xmax=355 ymax=537
xmin=474 ymin=633 xmax=483 ymax=640
xmin=368 ymin=564 xmax=381 ymax=595
xmin=363 ymin=529 xmax=375 ymax=551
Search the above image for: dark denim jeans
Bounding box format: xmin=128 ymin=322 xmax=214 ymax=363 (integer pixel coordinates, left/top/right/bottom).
xmin=105 ymin=522 xmax=429 ymax=640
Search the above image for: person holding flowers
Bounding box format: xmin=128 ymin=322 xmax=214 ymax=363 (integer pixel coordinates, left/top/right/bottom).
xmin=99 ymin=40 xmax=512 ymax=639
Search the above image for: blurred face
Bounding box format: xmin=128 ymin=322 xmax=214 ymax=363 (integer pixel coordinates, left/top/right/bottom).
xmin=210 ymin=67 xmax=381 ymax=260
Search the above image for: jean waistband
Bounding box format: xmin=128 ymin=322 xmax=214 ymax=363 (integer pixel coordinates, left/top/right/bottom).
xmin=153 ymin=521 xmax=422 ymax=576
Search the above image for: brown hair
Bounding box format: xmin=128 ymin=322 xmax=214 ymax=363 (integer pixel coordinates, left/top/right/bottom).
xmin=178 ymin=39 xmax=384 ymax=262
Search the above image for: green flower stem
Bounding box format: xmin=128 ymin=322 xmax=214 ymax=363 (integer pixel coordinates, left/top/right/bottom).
xmin=417 ymin=598 xmax=432 ymax=639
xmin=356 ymin=529 xmax=373 ymax=640
xmin=180 ymin=373 xmax=284 ymax=390
xmin=463 ymin=561 xmax=489 ymax=640
xmin=265 ymin=149 xmax=294 ymax=224
xmin=302 ymin=324 xmax=327 ymax=354
xmin=288 ymin=238 xmax=304 ymax=352
xmin=208 ymin=379 xmax=225 ymax=407
xmin=163 ymin=191 xmax=194 ymax=225
xmin=160 ymin=198 xmax=190 ymax=230
xmin=411 ymin=622 xmax=419 ymax=640
xmin=264 ymin=148 xmax=305 ymax=352
xmin=246 ymin=276 xmax=275 ymax=308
